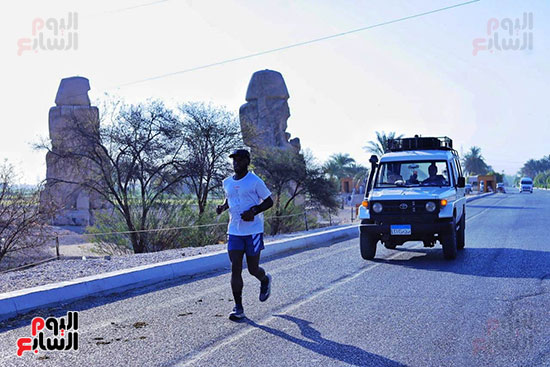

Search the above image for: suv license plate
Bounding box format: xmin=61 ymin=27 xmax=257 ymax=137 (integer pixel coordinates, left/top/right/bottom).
xmin=391 ymin=225 xmax=411 ymax=235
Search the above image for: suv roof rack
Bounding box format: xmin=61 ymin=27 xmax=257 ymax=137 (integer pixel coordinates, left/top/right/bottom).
xmin=387 ymin=135 xmax=454 ymax=152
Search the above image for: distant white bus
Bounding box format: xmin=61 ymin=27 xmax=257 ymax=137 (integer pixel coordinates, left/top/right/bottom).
xmin=519 ymin=177 xmax=533 ymax=193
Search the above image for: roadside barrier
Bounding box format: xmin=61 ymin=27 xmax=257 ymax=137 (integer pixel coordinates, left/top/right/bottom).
xmin=1 ymin=211 xmax=319 ymax=273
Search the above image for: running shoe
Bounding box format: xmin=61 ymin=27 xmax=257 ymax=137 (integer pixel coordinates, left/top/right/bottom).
xmin=259 ymin=274 xmax=272 ymax=302
xmin=229 ymin=305 xmax=245 ymax=321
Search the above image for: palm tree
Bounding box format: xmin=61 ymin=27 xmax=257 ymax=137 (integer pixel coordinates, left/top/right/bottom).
xmin=346 ymin=162 xmax=369 ymax=187
xmin=520 ymin=155 xmax=550 ymax=178
xmin=323 ymin=153 xmax=356 ymax=180
xmin=322 ymin=160 xmax=341 ymax=180
xmin=323 ymin=154 xmax=369 ymax=194
xmin=363 ymin=131 xmax=403 ymax=156
xmin=462 ymin=146 xmax=489 ymax=175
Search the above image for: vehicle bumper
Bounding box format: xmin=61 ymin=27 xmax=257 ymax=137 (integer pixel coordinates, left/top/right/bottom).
xmin=360 ymin=220 xmax=453 ymax=239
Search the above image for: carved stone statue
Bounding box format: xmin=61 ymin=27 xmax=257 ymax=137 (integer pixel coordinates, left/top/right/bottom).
xmin=239 ymin=70 xmax=301 ymax=154
xmin=40 ymin=76 xmax=105 ymax=226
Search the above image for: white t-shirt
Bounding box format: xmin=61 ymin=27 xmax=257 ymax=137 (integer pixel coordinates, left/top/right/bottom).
xmin=223 ymin=171 xmax=272 ymax=236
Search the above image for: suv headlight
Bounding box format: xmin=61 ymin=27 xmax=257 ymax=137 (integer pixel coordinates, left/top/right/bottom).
xmin=425 ymin=201 xmax=436 ymax=212
xmin=372 ymin=202 xmax=383 ymax=213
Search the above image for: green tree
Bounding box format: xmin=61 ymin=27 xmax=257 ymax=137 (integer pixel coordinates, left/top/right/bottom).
xmin=253 ymin=149 xmax=338 ymax=235
xmin=322 ymin=153 xmax=365 ymax=180
xmin=363 ymin=131 xmax=403 ymax=156
xmin=303 ymin=152 xmax=340 ymax=211
xmin=462 ymin=146 xmax=490 ymax=175
xmin=520 ymin=156 xmax=550 ymax=179
xmin=534 ymin=171 xmax=550 ymax=188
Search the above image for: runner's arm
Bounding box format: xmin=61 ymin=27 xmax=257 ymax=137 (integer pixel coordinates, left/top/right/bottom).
xmin=253 ymin=196 xmax=273 ymax=214
xmin=216 ymin=199 xmax=229 ymax=215
xmin=241 ymin=196 xmax=273 ymax=221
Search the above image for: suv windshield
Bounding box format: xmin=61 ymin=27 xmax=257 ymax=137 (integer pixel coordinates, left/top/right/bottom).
xmin=521 ymin=179 xmax=532 ymax=185
xmin=375 ymin=161 xmax=450 ymax=188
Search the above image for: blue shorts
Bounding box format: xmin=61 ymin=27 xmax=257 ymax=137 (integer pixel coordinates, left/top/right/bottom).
xmin=228 ymin=234 xmax=264 ymax=256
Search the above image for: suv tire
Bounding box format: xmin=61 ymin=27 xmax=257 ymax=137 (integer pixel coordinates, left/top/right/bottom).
xmin=441 ymin=218 xmax=458 ymax=260
xmin=360 ymin=233 xmax=377 ymax=259
xmin=457 ymin=210 xmax=466 ymax=250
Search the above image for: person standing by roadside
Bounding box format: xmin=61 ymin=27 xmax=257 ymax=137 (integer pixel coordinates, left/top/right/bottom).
xmin=217 ymin=149 xmax=274 ymax=321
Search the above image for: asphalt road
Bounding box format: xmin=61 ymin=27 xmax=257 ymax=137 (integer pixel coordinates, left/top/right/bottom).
xmin=1 ymin=190 xmax=549 ymax=366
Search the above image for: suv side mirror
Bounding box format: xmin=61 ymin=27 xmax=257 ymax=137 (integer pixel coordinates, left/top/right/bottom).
xmin=457 ymin=176 xmax=466 ymax=188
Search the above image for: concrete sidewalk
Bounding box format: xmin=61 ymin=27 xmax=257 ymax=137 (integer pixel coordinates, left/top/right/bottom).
xmin=0 ymin=192 xmax=494 ymax=322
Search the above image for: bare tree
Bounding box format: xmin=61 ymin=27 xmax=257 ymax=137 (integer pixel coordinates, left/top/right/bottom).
xmin=0 ymin=161 xmax=53 ymax=265
xmin=38 ymin=100 xmax=189 ymax=253
xmin=178 ymin=102 xmax=243 ymax=215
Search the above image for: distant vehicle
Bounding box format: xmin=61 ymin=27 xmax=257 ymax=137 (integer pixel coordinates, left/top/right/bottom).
xmin=519 ymin=177 xmax=533 ymax=193
xmin=497 ymin=183 xmax=506 ymax=193
xmin=358 ymin=136 xmax=466 ymax=260
xmin=465 ymin=184 xmax=472 ymax=195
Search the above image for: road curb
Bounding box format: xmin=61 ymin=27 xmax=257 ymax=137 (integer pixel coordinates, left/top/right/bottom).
xmin=0 ymin=193 xmax=496 ymax=321
xmin=0 ymin=225 xmax=358 ymax=322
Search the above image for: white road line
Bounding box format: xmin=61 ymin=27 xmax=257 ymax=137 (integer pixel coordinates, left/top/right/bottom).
xmin=174 ymin=243 xmax=422 ymax=367
xmin=175 ymin=195 xmax=511 ymax=366
xmin=71 ymin=238 xmax=361 ymax=334
xmin=466 ymin=195 xmax=509 ymax=222
xmin=16 ymin=196 xmax=505 ymax=341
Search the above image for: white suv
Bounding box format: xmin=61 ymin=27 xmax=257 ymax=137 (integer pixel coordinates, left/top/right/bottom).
xmin=358 ymin=136 xmax=466 ymax=260
xmin=519 ymin=177 xmax=533 ymax=193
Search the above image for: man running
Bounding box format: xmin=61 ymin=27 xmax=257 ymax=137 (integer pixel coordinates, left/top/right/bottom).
xmin=217 ymin=149 xmax=274 ymax=321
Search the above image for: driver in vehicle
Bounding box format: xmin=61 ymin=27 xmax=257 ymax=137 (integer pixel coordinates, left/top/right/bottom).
xmin=422 ymin=163 xmax=446 ymax=186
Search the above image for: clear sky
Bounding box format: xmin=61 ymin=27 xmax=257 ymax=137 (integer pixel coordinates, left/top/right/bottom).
xmin=1 ymin=0 xmax=548 ymax=184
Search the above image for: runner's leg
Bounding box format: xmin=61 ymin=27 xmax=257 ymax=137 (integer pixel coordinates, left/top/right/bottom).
xmin=229 ymin=250 xmax=245 ymax=307
xmin=246 ymin=253 xmax=268 ymax=284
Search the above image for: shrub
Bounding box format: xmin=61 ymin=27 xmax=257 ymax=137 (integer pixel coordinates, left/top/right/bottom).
xmin=85 ymin=200 xmax=229 ymax=255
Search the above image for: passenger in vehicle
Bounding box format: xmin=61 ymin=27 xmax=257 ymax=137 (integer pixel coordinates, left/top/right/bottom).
xmin=422 ymin=163 xmax=446 ymax=185
xmin=387 ymin=167 xmax=402 ymax=183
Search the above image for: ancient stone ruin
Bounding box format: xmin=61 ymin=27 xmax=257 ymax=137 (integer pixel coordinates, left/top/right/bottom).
xmin=239 ymin=69 xmax=301 ymax=154
xmin=40 ymin=76 xmax=104 ymax=226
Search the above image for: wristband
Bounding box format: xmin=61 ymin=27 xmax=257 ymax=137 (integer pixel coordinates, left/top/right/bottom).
xmin=251 ymin=206 xmax=260 ymax=215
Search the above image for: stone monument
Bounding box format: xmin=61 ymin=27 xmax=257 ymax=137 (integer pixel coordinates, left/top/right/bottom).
xmin=40 ymin=76 xmax=104 ymax=226
xmin=239 ymin=69 xmax=301 ymax=154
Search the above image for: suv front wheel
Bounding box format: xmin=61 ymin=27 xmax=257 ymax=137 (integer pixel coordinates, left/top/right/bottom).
xmin=360 ymin=220 xmax=377 ymax=260
xmin=360 ymin=233 xmax=377 ymax=259
xmin=441 ymin=218 xmax=458 ymax=260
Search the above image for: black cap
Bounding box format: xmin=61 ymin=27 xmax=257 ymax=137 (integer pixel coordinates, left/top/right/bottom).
xmin=229 ymin=149 xmax=250 ymax=159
